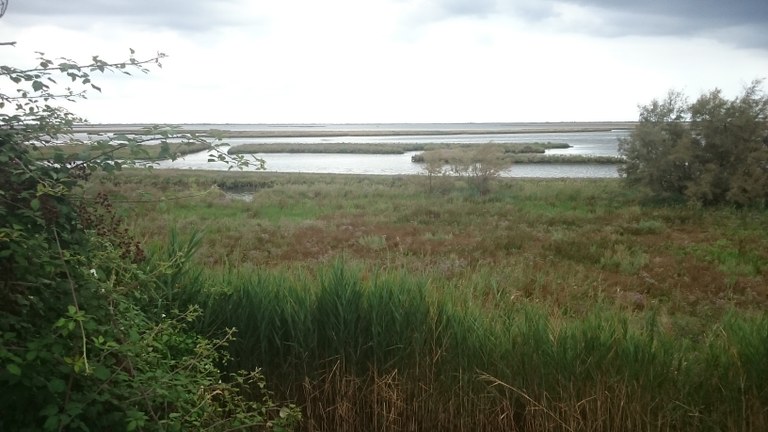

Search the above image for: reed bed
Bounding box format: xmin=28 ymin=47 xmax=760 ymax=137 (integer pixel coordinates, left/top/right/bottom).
xmin=28 ymin=141 xmax=211 ymax=160
xmin=228 ymin=141 xmax=569 ymax=155
xmin=171 ymin=262 xmax=768 ymax=432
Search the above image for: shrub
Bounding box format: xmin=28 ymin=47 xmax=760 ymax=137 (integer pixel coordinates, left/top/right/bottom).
xmin=0 ymin=49 xmax=297 ymax=430
xmin=619 ymin=81 xmax=768 ymax=206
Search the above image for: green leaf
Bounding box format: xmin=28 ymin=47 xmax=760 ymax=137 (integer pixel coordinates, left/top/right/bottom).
xmin=6 ymin=363 xmax=21 ymax=376
xmin=48 ymin=378 xmax=67 ymax=393
xmin=40 ymin=404 xmax=59 ymax=417
xmin=43 ymin=414 xmax=60 ymax=431
xmin=93 ymin=365 xmax=110 ymax=381
xmin=32 ymin=80 xmax=45 ymax=92
xmin=30 ymin=198 xmax=41 ymax=211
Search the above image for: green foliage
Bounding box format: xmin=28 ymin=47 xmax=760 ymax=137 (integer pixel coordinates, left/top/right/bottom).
xmin=185 ymin=264 xmax=768 ymax=431
xmin=620 ymin=81 xmax=768 ymax=206
xmin=0 ymin=50 xmax=261 ymax=170
xmin=0 ymin=51 xmax=296 ymax=430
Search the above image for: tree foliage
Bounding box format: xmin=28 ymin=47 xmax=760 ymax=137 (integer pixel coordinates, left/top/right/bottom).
xmin=619 ymin=81 xmax=768 ymax=206
xmin=420 ymin=145 xmax=511 ymax=195
xmin=0 ymin=50 xmax=296 ymax=430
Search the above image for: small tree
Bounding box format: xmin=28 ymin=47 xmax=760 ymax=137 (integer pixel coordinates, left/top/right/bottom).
xmin=462 ymin=145 xmax=510 ymax=196
xmin=422 ymin=149 xmax=448 ymax=193
xmin=418 ymin=145 xmax=511 ymax=195
xmin=619 ymin=81 xmax=768 ymax=206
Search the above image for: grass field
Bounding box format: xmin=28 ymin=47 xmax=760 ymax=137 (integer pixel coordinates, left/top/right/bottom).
xmin=92 ymin=169 xmax=768 ymax=431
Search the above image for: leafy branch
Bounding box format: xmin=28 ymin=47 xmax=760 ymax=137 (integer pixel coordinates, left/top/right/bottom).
xmin=0 ymin=46 xmax=291 ymax=430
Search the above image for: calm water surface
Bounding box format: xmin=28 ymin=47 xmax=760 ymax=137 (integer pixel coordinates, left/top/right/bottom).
xmin=141 ymin=125 xmax=629 ymax=178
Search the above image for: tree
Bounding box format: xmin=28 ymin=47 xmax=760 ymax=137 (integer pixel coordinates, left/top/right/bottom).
xmin=458 ymin=145 xmax=511 ymax=196
xmin=0 ymin=49 xmax=296 ymax=430
xmin=619 ymin=81 xmax=768 ymax=206
xmin=418 ymin=145 xmax=511 ymax=195
xmin=421 ymin=148 xmax=449 ymax=193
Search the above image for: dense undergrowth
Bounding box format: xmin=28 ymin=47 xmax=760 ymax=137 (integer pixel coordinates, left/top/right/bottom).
xmin=90 ymin=169 xmax=768 ymax=431
xmin=1 ymin=141 xmax=299 ymax=431
xmin=0 ymin=50 xmax=298 ymax=429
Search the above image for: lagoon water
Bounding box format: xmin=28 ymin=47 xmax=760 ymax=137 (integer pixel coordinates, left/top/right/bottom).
xmin=144 ymin=124 xmax=630 ymax=178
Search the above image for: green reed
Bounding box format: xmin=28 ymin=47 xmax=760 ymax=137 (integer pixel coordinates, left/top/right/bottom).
xmin=167 ymin=260 xmax=768 ymax=431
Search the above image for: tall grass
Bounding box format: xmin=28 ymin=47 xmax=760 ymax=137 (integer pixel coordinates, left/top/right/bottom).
xmin=172 ymin=261 xmax=768 ymax=431
xmin=103 ymin=171 xmax=768 ymax=430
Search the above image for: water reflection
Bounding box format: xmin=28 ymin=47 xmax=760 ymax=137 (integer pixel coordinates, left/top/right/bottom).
xmin=145 ymin=128 xmax=628 ymax=178
xmin=223 ymin=130 xmax=628 ymax=158
xmin=154 ymin=149 xmax=619 ymax=178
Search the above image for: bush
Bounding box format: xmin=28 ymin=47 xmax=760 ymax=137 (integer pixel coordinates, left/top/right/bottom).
xmin=0 ymin=49 xmax=297 ymax=430
xmin=421 ymin=145 xmax=511 ymax=195
xmin=619 ymin=81 xmax=768 ymax=206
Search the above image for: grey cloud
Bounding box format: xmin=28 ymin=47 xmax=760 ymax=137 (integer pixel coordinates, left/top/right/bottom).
xmin=439 ymin=0 xmax=497 ymax=16
xmin=568 ymin=0 xmax=767 ymax=30
xmin=426 ymin=0 xmax=768 ymax=49
xmin=546 ymin=0 xmax=768 ymax=49
xmin=4 ymin=0 xmax=245 ymax=32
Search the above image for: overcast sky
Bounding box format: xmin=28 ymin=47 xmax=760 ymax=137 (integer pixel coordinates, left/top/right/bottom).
xmin=1 ymin=0 xmax=767 ymax=124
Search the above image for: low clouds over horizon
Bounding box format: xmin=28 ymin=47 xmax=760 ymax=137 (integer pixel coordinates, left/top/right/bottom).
xmin=1 ymin=0 xmax=766 ymax=123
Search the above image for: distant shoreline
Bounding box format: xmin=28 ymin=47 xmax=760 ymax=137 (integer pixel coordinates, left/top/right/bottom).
xmin=72 ymin=122 xmax=637 ymax=138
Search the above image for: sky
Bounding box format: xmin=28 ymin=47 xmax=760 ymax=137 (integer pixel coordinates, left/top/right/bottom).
xmin=1 ymin=0 xmax=767 ymax=124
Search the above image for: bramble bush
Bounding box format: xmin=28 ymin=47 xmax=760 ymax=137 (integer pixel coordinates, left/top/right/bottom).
xmin=0 ymin=49 xmax=297 ymax=430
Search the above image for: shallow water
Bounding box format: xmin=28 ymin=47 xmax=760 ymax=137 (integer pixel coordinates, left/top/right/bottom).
xmin=153 ymin=149 xmax=620 ymax=178
xmin=119 ymin=125 xmax=629 ymax=178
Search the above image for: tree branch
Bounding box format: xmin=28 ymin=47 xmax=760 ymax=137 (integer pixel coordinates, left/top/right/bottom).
xmin=0 ymin=56 xmax=166 ymax=77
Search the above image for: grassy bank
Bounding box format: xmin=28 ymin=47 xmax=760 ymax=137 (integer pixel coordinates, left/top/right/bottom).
xmin=228 ymin=141 xmax=570 ymax=155
xmin=93 ymin=170 xmax=767 ymax=431
xmin=410 ymin=148 xmax=623 ymax=164
xmin=28 ymin=141 xmax=211 ymax=161
xmin=504 ymin=153 xmax=623 ymax=163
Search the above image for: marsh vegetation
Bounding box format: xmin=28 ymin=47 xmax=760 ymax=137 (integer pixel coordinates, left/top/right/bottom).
xmin=90 ymin=169 xmax=768 ymax=431
xmin=228 ymin=141 xmax=569 ymax=155
xmin=6 ymin=40 xmax=764 ymax=431
xmin=28 ymin=141 xmax=212 ymax=160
